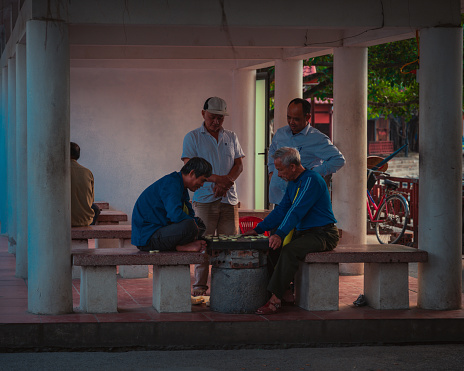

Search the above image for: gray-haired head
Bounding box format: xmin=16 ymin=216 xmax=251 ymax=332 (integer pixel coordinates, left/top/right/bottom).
xmin=181 ymin=157 xmax=213 ymax=178
xmin=272 ymin=147 xmax=301 ymax=167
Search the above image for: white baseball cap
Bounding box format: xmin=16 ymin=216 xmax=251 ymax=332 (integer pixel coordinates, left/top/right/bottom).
xmin=203 ymin=97 xmax=229 ymax=116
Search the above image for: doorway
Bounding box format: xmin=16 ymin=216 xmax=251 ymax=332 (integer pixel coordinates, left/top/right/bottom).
xmin=255 ymin=72 xmax=270 ymax=209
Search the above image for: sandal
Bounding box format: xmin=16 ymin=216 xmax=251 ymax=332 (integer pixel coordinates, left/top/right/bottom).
xmin=192 ymin=289 xmax=207 ymax=297
xmin=256 ymin=300 xmax=282 ymax=315
xmin=282 ymin=289 xmax=295 ymax=306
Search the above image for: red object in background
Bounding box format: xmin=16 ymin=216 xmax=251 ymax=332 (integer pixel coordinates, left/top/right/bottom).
xmin=368 ymin=141 xmax=394 ymax=155
xmin=239 ymin=216 xmax=270 ymax=236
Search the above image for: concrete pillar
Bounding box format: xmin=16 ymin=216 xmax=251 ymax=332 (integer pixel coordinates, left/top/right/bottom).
xmin=231 ymin=68 xmax=256 ymax=209
xmin=274 ymin=59 xmax=302 ymax=130
xmin=332 ymin=47 xmax=368 ymax=275
xmin=27 ymin=20 xmax=72 ymax=314
xmin=7 ymin=58 xmax=16 ymax=254
xmin=417 ymin=27 xmax=462 ymax=310
xmin=0 ymin=68 xmax=6 ymax=234
xmin=16 ymin=43 xmax=27 ymax=278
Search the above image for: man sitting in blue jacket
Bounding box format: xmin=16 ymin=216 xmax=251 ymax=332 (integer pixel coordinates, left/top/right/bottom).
xmin=131 ymin=157 xmax=212 ymax=252
xmin=244 ymin=147 xmax=339 ymax=314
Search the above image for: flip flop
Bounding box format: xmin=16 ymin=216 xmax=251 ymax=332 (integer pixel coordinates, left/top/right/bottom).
xmin=192 ymin=289 xmax=207 ymax=297
xmin=256 ymin=300 xmax=282 ymax=315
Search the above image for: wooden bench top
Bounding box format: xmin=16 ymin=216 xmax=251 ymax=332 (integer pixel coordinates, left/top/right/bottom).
xmin=72 ymin=247 xmax=207 ymax=266
xmin=97 ymin=210 xmax=128 ymax=223
xmin=71 ymin=224 xmax=131 ymax=240
xmin=304 ymin=244 xmax=428 ymax=264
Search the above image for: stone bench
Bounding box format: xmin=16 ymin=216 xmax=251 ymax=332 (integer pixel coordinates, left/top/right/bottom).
xmin=94 ymin=201 xmax=109 ymax=210
xmin=96 ymin=210 xmax=128 ymax=225
xmin=72 ymin=247 xmax=208 ymax=313
xmin=94 ymin=209 xmax=129 ymax=248
xmin=71 ymin=224 xmax=132 ymax=240
xmin=295 ymin=244 xmax=428 ymax=311
xmin=71 ymin=224 xmax=146 ymax=278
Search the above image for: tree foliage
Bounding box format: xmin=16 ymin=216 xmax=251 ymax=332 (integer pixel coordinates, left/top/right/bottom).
xmin=266 ymin=29 xmax=463 ymax=124
xmin=303 ymin=38 xmax=420 ymax=121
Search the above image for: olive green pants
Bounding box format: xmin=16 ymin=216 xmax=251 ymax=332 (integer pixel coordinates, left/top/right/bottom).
xmin=267 ymin=225 xmax=339 ymax=299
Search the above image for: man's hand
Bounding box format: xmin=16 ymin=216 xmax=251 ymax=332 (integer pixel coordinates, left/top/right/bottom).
xmin=211 ymin=175 xmax=234 ymax=197
xmin=242 ymin=229 xmax=258 ymax=236
xmin=268 ymin=234 xmax=282 ymax=250
xmin=213 ymin=184 xmax=228 ymax=197
xmin=213 ymin=175 xmax=234 ymax=189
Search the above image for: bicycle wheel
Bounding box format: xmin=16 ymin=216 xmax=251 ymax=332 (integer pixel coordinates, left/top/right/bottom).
xmin=375 ymin=194 xmax=409 ymax=244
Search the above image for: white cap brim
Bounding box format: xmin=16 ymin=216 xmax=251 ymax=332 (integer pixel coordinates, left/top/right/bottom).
xmin=206 ymin=109 xmax=229 ymax=116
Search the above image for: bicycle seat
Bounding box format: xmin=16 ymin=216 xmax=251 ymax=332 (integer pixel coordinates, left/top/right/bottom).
xmin=384 ymin=179 xmax=399 ymax=189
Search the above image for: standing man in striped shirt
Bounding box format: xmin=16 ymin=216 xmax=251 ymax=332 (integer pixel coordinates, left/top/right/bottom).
xmin=244 ymin=147 xmax=339 ymax=315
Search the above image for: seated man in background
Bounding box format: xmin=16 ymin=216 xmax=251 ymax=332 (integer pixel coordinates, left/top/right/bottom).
xmin=244 ymin=147 xmax=339 ymax=314
xmin=131 ymin=157 xmax=211 ymax=252
xmin=71 ymin=142 xmax=100 ymax=226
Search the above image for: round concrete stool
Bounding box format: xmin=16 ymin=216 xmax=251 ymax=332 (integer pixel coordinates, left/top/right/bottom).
xmin=209 ymin=247 xmax=269 ymax=314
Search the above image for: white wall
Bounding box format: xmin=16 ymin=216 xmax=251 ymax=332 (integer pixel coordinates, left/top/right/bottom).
xmin=70 ymin=67 xmax=246 ymax=220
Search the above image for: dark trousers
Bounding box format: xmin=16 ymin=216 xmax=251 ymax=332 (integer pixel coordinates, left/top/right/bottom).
xmin=138 ymin=219 xmax=199 ymax=252
xmin=267 ymin=225 xmax=339 ymax=299
xmin=90 ymin=203 xmax=100 ymax=225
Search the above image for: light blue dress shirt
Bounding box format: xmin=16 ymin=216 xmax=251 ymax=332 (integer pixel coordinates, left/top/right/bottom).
xmin=268 ymin=124 xmax=345 ymax=204
xmin=182 ymin=124 xmax=245 ymax=205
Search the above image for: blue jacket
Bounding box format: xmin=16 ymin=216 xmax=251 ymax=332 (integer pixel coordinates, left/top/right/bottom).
xmin=268 ymin=125 xmax=345 ymax=204
xmin=255 ymin=169 xmax=337 ymax=239
xmin=131 ymin=171 xmax=195 ymax=246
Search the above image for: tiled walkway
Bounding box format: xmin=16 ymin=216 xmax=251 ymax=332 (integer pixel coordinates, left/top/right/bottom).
xmin=1 ymin=235 xmax=464 ymax=350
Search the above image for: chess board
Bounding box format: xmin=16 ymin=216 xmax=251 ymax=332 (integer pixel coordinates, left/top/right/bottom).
xmin=204 ymin=235 xmax=270 ymax=251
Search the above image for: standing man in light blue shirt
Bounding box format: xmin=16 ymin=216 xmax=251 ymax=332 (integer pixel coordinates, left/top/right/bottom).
xmin=268 ymin=98 xmax=345 ymax=205
xmin=182 ymin=97 xmax=245 ymax=296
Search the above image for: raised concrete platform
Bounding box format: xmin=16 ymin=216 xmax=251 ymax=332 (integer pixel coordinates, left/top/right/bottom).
xmin=1 ymin=236 xmax=463 ymax=351
xmin=2 ymin=315 xmax=464 ymax=351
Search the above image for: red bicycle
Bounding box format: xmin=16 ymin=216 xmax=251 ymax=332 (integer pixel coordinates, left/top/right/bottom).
xmin=367 ymin=169 xmax=409 ymax=244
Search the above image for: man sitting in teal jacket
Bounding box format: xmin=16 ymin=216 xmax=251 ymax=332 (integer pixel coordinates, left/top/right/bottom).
xmin=132 ymin=157 xmax=212 ymax=252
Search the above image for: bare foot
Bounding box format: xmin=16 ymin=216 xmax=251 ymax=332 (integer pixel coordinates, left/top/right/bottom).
xmin=176 ymin=239 xmax=206 ymax=252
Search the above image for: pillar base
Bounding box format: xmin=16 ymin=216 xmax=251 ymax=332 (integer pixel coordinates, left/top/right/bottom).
xmin=80 ymin=266 xmax=118 ymax=313
xmin=72 ymin=240 xmax=88 ymax=279
xmin=152 ymin=265 xmax=191 ymax=312
xmin=295 ymin=262 xmax=339 ymax=311
xmin=364 ymin=262 xmax=409 ymax=309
